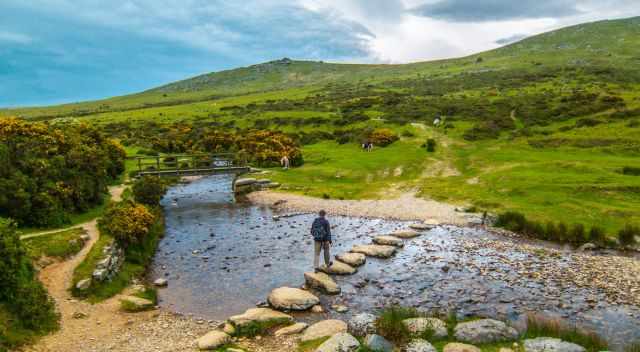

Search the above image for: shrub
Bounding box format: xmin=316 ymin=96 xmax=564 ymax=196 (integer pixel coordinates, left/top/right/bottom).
xmin=132 ymin=176 xmax=167 ymax=207
xmin=588 ymin=226 xmax=607 ymax=245
xmin=426 ymin=138 xmax=436 ymax=152
xmin=375 ymin=306 xmax=418 ymax=343
xmin=368 ymin=128 xmax=399 ymax=147
xmin=99 ymin=201 xmax=155 ymax=247
xmin=622 ymin=166 xmax=640 ymax=176
xmin=495 ymin=211 xmax=527 ymax=232
xmin=618 ymin=224 xmax=639 ymax=247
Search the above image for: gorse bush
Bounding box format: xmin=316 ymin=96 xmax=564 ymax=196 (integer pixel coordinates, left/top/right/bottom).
xmin=99 ymin=201 xmax=155 ymax=247
xmin=618 ymin=224 xmax=639 ymax=247
xmin=0 ymin=218 xmax=58 ymax=350
xmin=0 ymin=118 xmax=125 ymax=227
xmin=132 ymin=176 xmax=167 ymax=207
xmin=368 ymin=128 xmax=399 ymax=147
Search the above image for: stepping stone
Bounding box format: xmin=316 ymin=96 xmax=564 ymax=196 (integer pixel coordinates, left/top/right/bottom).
xmin=336 ymin=252 xmax=366 ymax=267
xmin=275 ymin=322 xmax=308 ymax=336
xmin=390 ymin=229 xmax=420 ymax=238
xmin=304 ymin=272 xmax=340 ymax=294
xmin=268 ymin=287 xmax=320 ymax=311
xmin=301 ymin=319 xmax=348 ymax=342
xmin=409 ymin=223 xmax=435 ymax=231
xmin=351 ymin=244 xmax=397 ymax=258
xmin=228 ymin=308 xmax=293 ymax=328
xmin=373 ymin=235 xmax=404 ymax=247
xmin=196 ymin=330 xmax=231 ymax=350
xmin=318 ymin=261 xmax=357 ymax=275
xmin=403 ymin=317 xmax=448 ymax=339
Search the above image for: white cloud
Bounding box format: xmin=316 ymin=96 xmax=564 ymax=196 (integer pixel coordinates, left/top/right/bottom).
xmin=0 ymin=30 xmax=33 ymax=44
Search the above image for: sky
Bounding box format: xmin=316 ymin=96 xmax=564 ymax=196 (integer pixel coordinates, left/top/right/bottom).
xmin=1 ymin=0 xmax=639 ymax=107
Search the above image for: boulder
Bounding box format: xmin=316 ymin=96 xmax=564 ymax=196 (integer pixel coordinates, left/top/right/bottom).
xmin=228 ymin=308 xmax=293 ymax=328
xmin=304 ymin=272 xmax=341 ymax=294
xmin=301 ymin=319 xmax=348 ymax=342
xmin=196 ymin=330 xmax=231 ymax=350
xmin=275 ymin=322 xmax=308 ymax=336
xmin=402 ymin=317 xmax=448 ymax=339
xmin=524 ymin=338 xmax=586 ymax=352
xmin=577 ymin=243 xmax=597 ymax=251
xmin=364 ymin=334 xmax=394 ymax=352
xmin=234 ymin=178 xmax=257 ymax=187
xmin=373 ymin=235 xmax=405 ymax=247
xmin=348 ymin=313 xmax=377 ymax=337
xmin=315 ymin=333 xmax=360 ymax=352
xmin=443 ymin=343 xmax=481 ymax=352
xmin=75 ymin=278 xmax=91 ymax=291
xmin=405 ymin=339 xmax=437 ymax=352
xmin=336 ymin=253 xmax=366 ymax=267
xmin=409 ymin=223 xmax=434 ymax=231
xmin=222 ymin=323 xmax=236 ymax=335
xmin=389 ymin=230 xmax=420 ymax=239
xmin=268 ymin=287 xmax=320 ymax=311
xmin=119 ymin=295 xmax=154 ymax=310
xmin=318 ymin=261 xmax=357 ymax=275
xmin=154 ymin=278 xmax=168 ymax=287
xmin=454 ymin=319 xmax=518 ymax=344
xmin=350 ymin=244 xmax=396 ymax=258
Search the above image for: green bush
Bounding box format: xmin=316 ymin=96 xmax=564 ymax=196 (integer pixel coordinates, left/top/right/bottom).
xmin=426 ymin=138 xmax=436 ymax=152
xmin=99 ymin=201 xmax=155 ymax=247
xmin=622 ymin=166 xmax=640 ymax=176
xmin=0 ymin=218 xmax=58 ymax=350
xmin=495 ymin=211 xmax=527 ymax=232
xmin=618 ymin=224 xmax=639 ymax=247
xmin=132 ymin=176 xmax=167 ymax=207
xmin=375 ymin=306 xmax=418 ymax=344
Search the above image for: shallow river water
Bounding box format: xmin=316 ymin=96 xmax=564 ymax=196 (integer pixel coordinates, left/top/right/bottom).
xmin=151 ymin=175 xmax=640 ymax=349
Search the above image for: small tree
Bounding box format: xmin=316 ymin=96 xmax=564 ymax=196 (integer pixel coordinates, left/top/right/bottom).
xmin=133 ymin=176 xmax=167 ymax=207
xmin=100 ymin=201 xmax=155 ymax=247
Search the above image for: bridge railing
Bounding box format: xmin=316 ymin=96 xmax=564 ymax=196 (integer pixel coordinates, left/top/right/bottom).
xmin=134 ymin=153 xmax=248 ymax=176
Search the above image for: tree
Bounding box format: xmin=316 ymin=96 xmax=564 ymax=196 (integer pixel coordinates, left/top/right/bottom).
xmin=133 ymin=176 xmax=167 ymax=207
xmin=99 ymin=201 xmax=155 ymax=246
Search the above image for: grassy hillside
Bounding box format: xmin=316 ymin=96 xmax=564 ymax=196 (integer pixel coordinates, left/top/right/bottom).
xmin=2 ymin=16 xmax=640 ymax=235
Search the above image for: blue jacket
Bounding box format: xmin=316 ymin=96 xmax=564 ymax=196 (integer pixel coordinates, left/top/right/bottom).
xmin=311 ymin=217 xmax=331 ymax=242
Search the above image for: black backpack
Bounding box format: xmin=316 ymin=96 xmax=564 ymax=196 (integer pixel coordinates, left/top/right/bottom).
xmin=311 ymin=219 xmax=327 ymax=241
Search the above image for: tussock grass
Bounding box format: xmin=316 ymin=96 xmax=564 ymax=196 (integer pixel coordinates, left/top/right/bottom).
xmin=523 ymin=314 xmax=607 ymax=352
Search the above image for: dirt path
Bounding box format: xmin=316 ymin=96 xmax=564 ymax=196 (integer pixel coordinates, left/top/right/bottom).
xmin=248 ymin=190 xmax=476 ymax=225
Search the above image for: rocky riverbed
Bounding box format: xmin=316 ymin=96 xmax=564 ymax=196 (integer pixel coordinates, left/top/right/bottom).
xmin=151 ymin=175 xmax=640 ymax=349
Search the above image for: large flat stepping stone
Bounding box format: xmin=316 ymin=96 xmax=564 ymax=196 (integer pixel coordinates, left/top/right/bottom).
xmin=454 ymin=319 xmax=518 ymax=344
xmin=389 ymin=229 xmax=420 ymax=239
xmin=301 ymin=319 xmax=348 ymax=342
xmin=318 ymin=261 xmax=357 ymax=275
xmin=196 ymin=330 xmax=231 ymax=350
xmin=316 ymin=332 xmax=360 ymax=352
xmin=373 ymin=235 xmax=404 ymax=247
xmin=268 ymin=287 xmax=320 ymax=311
xmin=402 ymin=317 xmax=448 ymax=339
xmin=336 ymin=252 xmax=366 ymax=267
xmin=228 ymin=308 xmax=293 ymax=328
xmin=409 ymin=223 xmax=436 ymax=231
xmin=351 ymin=244 xmax=397 ymax=258
xmin=524 ymin=338 xmax=586 ymax=352
xmin=304 ymin=272 xmax=341 ymax=294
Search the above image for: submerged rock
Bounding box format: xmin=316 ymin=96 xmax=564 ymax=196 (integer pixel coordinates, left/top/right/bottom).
xmin=301 ymin=319 xmax=348 ymax=342
xmin=267 ymin=287 xmax=320 ymax=311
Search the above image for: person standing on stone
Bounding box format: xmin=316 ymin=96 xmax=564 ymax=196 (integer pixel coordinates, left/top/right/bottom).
xmin=311 ymin=210 xmax=332 ymax=271
xmin=280 ymin=154 xmax=290 ymax=170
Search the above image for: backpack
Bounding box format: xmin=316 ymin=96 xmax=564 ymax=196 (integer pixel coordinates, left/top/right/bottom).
xmin=311 ymin=218 xmax=327 ymax=241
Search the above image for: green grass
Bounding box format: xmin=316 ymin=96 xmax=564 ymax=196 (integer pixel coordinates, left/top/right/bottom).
xmin=120 ymin=287 xmax=158 ymax=312
xmin=297 ymin=337 xmax=330 ymax=352
xmin=233 ymin=318 xmax=292 ymax=338
xmin=22 ymin=228 xmax=87 ymax=259
xmin=523 ymin=314 xmax=608 ymax=352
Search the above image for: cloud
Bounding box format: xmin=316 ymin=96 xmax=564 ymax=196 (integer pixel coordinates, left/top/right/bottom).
xmin=0 ymin=30 xmax=33 ymax=44
xmin=495 ymin=33 xmax=528 ymax=45
xmin=411 ymin=0 xmax=581 ymax=22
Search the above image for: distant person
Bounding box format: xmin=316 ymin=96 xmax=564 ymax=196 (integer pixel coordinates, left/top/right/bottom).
xmin=311 ymin=210 xmax=332 ymax=271
xmin=280 ymin=155 xmax=290 ymax=170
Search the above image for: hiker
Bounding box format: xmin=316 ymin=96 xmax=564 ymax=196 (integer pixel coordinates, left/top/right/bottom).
xmin=311 ymin=210 xmax=332 ymax=271
xmin=280 ymin=154 xmax=290 ymax=170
